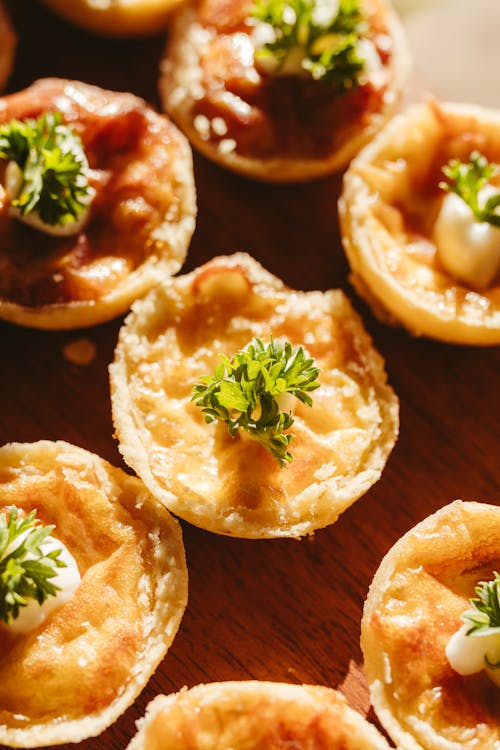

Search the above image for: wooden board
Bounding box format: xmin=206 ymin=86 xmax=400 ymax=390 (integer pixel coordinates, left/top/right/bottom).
xmin=1 ymin=1 xmax=499 ymax=748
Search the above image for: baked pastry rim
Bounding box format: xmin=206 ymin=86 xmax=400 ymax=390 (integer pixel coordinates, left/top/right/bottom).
xmin=360 ymin=499 xmax=500 ymax=750
xmin=0 ymin=78 xmax=197 ymax=331
xmin=110 ymin=251 xmax=399 ymax=539
xmin=339 ymin=99 xmax=500 ymax=345
xmin=158 ymin=0 xmax=411 ymax=182
xmin=127 ymin=680 xmax=392 ymax=750
xmin=39 ymin=0 xmax=184 ymax=36
xmin=0 ymin=439 xmax=188 ymax=748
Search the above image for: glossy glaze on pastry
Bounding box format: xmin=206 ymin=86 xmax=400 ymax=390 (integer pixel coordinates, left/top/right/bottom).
xmin=361 ymin=500 xmax=500 ymax=750
xmin=110 ymin=252 xmax=399 ymax=538
xmin=0 ymin=78 xmax=196 ymax=330
xmin=0 ymin=440 xmax=188 ymax=748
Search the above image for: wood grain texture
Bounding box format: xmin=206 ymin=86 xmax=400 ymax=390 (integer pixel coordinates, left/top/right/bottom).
xmin=1 ymin=1 xmax=499 ymax=748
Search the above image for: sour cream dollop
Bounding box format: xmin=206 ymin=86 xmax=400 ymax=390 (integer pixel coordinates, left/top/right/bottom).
xmin=2 ymin=531 xmax=81 ymax=634
xmin=433 ymin=187 xmax=500 ymax=289
xmin=5 ymin=156 xmax=95 ymax=238
xmin=446 ymin=622 xmax=500 ymax=687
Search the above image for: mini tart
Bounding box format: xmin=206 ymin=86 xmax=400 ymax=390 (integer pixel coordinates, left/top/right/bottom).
xmin=0 ymin=440 xmax=188 ymax=748
xmin=0 ymin=2 xmax=15 ymax=91
xmin=361 ymin=500 xmax=500 ymax=750
xmin=110 ymin=252 xmax=399 ymax=538
xmin=339 ymin=100 xmax=500 ymax=345
xmin=39 ymin=0 xmax=184 ymax=36
xmin=158 ymin=0 xmax=410 ymax=182
xmin=127 ymin=681 xmax=392 ymax=750
xmin=0 ymin=78 xmax=196 ymax=330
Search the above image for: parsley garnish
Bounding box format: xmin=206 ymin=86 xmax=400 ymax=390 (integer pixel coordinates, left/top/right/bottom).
xmin=440 ymin=151 xmax=500 ymax=227
xmin=251 ymin=0 xmax=365 ymax=91
xmin=0 ymin=111 xmax=92 ymax=226
xmin=0 ymin=506 xmax=66 ymax=625
xmin=192 ymin=338 xmax=320 ymax=466
xmin=462 ymin=571 xmax=500 ymax=670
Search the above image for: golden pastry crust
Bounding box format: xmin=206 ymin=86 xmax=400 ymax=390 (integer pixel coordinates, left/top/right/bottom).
xmin=0 ymin=78 xmax=196 ymax=330
xmin=158 ymin=0 xmax=410 ymax=182
xmin=0 ymin=2 xmax=15 ymax=91
xmin=361 ymin=500 xmax=500 ymax=750
xmin=110 ymin=252 xmax=399 ymax=538
xmin=39 ymin=0 xmax=184 ymax=37
xmin=127 ymin=681 xmax=392 ymax=750
xmin=339 ymin=100 xmax=500 ymax=345
xmin=0 ymin=440 xmax=188 ymax=748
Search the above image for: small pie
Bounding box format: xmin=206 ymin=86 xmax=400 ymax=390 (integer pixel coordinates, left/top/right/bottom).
xmin=361 ymin=500 xmax=500 ymax=750
xmin=110 ymin=252 xmax=399 ymax=538
xmin=0 ymin=2 xmax=15 ymax=91
xmin=339 ymin=100 xmax=500 ymax=345
xmin=0 ymin=440 xmax=188 ymax=747
xmin=0 ymin=78 xmax=196 ymax=330
xmin=127 ymin=681 xmax=392 ymax=750
xmin=39 ymin=0 xmax=184 ymax=37
xmin=158 ymin=0 xmax=410 ymax=182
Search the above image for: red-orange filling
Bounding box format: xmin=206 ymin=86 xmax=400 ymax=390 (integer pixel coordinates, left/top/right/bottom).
xmin=192 ymin=0 xmax=393 ymax=161
xmin=0 ymin=79 xmax=185 ymax=308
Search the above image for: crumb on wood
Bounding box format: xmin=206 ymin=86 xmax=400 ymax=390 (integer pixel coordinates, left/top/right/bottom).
xmin=62 ymin=337 xmax=97 ymax=366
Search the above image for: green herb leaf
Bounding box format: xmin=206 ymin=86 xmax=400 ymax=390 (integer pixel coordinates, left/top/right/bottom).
xmin=440 ymin=151 xmax=500 ymax=227
xmin=462 ymin=571 xmax=500 ymax=669
xmin=192 ymin=337 xmax=320 ymax=466
xmin=0 ymin=506 xmax=66 ymax=625
xmin=251 ymin=0 xmax=365 ymax=91
xmin=463 ymin=572 xmax=500 ymax=632
xmin=0 ymin=111 xmax=92 ymax=226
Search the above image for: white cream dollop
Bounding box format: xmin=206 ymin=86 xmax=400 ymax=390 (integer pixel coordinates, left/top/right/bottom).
xmin=5 ymin=157 xmax=95 ymax=238
xmin=433 ymin=187 xmax=500 ymax=289
xmin=3 ymin=532 xmax=81 ymax=635
xmin=275 ymin=391 xmax=296 ymax=413
xmin=446 ymin=623 xmax=500 ymax=687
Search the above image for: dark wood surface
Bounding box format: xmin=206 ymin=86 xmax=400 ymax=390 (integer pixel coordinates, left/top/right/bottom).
xmin=1 ymin=2 xmax=499 ymax=748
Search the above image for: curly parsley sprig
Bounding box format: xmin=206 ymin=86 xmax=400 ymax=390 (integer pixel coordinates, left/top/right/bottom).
xmin=192 ymin=337 xmax=320 ymax=466
xmin=251 ymin=0 xmax=365 ymax=91
xmin=0 ymin=506 xmax=66 ymax=625
xmin=462 ymin=571 xmax=500 ymax=670
xmin=440 ymin=151 xmax=500 ymax=227
xmin=0 ymin=111 xmax=92 ymax=226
